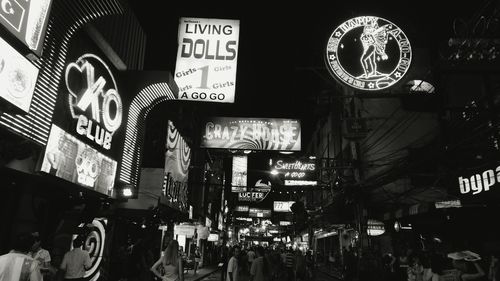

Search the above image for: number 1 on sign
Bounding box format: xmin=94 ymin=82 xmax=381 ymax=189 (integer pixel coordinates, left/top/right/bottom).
xmin=197 ymin=65 xmax=209 ymax=89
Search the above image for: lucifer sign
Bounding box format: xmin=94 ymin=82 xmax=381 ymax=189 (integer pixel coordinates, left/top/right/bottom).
xmin=65 ymin=54 xmax=122 ymax=150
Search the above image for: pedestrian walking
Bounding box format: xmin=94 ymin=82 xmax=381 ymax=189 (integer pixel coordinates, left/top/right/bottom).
xmin=250 ymin=247 xmax=267 ymax=281
xmin=59 ymin=237 xmax=91 ymax=281
xmin=227 ymin=246 xmax=240 ymax=281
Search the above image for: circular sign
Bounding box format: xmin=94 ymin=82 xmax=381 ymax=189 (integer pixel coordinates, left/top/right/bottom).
xmin=325 ymin=16 xmax=412 ymax=91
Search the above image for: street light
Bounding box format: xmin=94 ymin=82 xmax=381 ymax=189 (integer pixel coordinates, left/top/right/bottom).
xmin=270 ymin=169 xmax=279 ymax=175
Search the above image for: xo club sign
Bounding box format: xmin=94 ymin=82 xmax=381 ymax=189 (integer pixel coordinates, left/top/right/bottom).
xmin=326 ymin=16 xmax=412 ymax=91
xmin=65 ymin=54 xmax=123 ymax=150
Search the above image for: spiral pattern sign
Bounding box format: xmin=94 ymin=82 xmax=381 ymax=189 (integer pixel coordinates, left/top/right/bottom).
xmin=201 ymin=117 xmax=301 ymax=151
xmin=163 ymin=120 xmax=191 ymax=211
xmin=72 ymin=218 xmax=106 ymax=281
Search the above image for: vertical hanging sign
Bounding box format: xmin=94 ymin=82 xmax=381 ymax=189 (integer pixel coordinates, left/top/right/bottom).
xmin=174 ymin=17 xmax=240 ymax=103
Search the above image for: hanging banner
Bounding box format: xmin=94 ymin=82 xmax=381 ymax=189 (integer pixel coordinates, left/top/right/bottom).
xmin=175 ymin=17 xmax=240 ymax=103
xmin=162 ymin=120 xmax=191 ymax=212
xmin=201 ymin=117 xmax=301 ymax=151
xmin=325 ymin=16 xmax=412 ymax=91
xmin=0 ymin=0 xmax=53 ymax=56
xmin=231 ymin=155 xmax=247 ymax=192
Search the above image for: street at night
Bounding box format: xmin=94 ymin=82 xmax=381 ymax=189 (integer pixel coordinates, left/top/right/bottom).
xmin=1 ymin=1 xmax=500 ymax=281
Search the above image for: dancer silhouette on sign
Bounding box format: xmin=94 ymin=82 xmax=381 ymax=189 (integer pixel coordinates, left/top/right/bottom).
xmin=360 ymin=21 xmax=390 ymax=78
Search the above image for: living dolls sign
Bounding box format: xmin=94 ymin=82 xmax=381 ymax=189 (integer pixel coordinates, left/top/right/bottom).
xmin=175 ymin=17 xmax=240 ymax=103
xmin=325 ymin=16 xmax=412 ymax=91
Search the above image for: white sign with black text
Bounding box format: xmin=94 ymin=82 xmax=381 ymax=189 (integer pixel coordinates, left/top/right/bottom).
xmin=175 ymin=17 xmax=240 ymax=103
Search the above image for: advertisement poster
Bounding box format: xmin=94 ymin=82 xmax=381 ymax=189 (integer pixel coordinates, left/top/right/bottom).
xmin=40 ymin=124 xmax=117 ymax=196
xmin=201 ymin=117 xmax=301 ymax=151
xmin=0 ymin=0 xmax=53 ymax=55
xmin=175 ymin=17 xmax=240 ymax=103
xmin=163 ymin=120 xmax=191 ymax=212
xmin=0 ymin=36 xmax=39 ymax=113
xmin=231 ymin=155 xmax=247 ymax=192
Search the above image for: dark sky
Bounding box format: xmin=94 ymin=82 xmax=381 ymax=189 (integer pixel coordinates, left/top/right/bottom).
xmin=128 ymin=0 xmax=489 ymax=149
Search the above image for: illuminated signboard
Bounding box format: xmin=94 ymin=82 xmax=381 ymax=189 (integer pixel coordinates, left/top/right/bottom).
xmin=249 ymin=208 xmax=271 ymax=218
xmin=175 ymin=17 xmax=240 ymax=103
xmin=325 ymin=16 xmax=412 ymax=91
xmin=284 ymin=180 xmax=317 ymax=186
xmin=271 ymin=158 xmax=317 ymax=185
xmin=0 ymin=36 xmax=38 ymax=113
xmin=208 ymin=233 xmax=219 ymax=242
xmin=458 ymin=165 xmax=500 ymax=196
xmin=273 ymin=201 xmax=295 ymax=212
xmin=235 ymin=205 xmax=249 ymax=212
xmin=435 ymin=200 xmax=462 ymax=209
xmin=201 ymin=117 xmax=301 ymax=151
xmin=65 ymin=53 xmax=123 ymax=151
xmin=38 ymin=30 xmax=126 ymax=197
xmin=0 ymin=0 xmax=53 ymax=56
xmin=238 ymin=191 xmax=267 ymax=202
xmin=162 ymin=120 xmax=191 ymax=212
xmin=40 ymin=124 xmax=117 ymax=196
xmin=279 ymin=221 xmax=292 ymax=226
xmin=231 ymin=155 xmax=247 ymax=192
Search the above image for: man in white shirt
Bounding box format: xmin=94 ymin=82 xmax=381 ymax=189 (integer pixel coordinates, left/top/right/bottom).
xmin=0 ymin=233 xmax=42 ymax=281
xmin=59 ymin=237 xmax=92 ymax=281
xmin=227 ymin=246 xmax=240 ymax=281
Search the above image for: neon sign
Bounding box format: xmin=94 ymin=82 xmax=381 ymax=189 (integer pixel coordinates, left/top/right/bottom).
xmin=458 ymin=165 xmax=500 ymax=195
xmin=326 ymin=16 xmax=412 ymax=91
xmin=65 ymin=54 xmax=122 ymax=150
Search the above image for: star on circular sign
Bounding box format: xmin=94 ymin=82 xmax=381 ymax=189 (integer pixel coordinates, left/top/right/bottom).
xmin=325 ymin=16 xmax=412 ymax=91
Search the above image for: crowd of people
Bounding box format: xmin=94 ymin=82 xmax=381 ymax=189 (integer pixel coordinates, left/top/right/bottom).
xmin=218 ymin=245 xmax=313 ymax=281
xmin=0 ymin=232 xmax=92 ymax=281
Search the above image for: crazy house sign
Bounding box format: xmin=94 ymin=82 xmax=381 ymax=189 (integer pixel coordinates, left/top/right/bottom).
xmin=39 ymin=31 xmax=124 ymax=197
xmin=201 ymin=117 xmax=301 ymax=151
xmin=325 ymin=16 xmax=412 ymax=91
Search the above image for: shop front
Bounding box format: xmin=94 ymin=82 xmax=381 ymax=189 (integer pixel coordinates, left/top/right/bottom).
xmin=0 ymin=2 xmax=146 ymax=281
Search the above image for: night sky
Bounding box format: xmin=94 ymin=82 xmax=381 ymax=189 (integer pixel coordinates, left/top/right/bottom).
xmin=128 ymin=0 xmax=487 ymax=149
